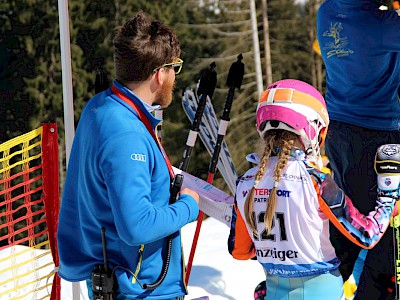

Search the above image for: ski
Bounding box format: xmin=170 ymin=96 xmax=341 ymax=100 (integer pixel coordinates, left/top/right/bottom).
xmin=182 ymin=87 xmax=238 ymax=195
xmin=179 ymin=62 xmax=217 ymax=172
xmin=200 ymin=87 xmax=238 ymax=188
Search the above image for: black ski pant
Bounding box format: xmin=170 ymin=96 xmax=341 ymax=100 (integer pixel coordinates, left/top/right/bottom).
xmin=325 ymin=120 xmax=400 ymax=300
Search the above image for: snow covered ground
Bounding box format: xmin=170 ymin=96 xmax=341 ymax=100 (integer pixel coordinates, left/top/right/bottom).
xmin=59 ymin=216 xmax=265 ymax=299
xmin=1 ymin=217 xmax=264 ymax=300
xmin=2 ymin=216 xmax=357 ymax=300
xmin=182 ymin=217 xmax=265 ymax=300
xmin=61 ymin=217 xmax=265 ymax=299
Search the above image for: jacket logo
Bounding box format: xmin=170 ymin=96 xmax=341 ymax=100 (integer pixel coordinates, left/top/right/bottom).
xmin=323 ymin=22 xmax=353 ymax=58
xmin=131 ymin=153 xmax=146 ymax=162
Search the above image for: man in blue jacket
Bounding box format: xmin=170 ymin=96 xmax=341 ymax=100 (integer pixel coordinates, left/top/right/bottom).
xmin=317 ymin=1 xmax=400 ymax=299
xmin=57 ymin=11 xmax=199 ymax=299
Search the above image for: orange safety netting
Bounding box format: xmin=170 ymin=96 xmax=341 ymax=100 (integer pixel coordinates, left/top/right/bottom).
xmin=0 ymin=123 xmax=60 ymax=300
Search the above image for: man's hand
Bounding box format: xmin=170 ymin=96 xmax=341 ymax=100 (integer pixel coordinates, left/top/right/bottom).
xmin=180 ymin=188 xmax=200 ymax=205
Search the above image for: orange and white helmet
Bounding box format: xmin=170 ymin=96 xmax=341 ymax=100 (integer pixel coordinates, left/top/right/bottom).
xmin=256 ymin=79 xmax=329 ymax=167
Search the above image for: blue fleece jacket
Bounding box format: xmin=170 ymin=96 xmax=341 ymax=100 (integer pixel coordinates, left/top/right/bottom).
xmin=57 ymin=80 xmax=199 ymax=299
xmin=317 ymin=0 xmax=400 ymax=130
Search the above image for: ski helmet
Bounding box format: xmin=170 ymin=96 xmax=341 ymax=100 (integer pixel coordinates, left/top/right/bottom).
xmin=256 ymin=79 xmax=329 ymax=166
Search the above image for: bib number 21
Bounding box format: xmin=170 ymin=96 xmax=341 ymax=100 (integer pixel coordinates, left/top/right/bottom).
xmin=252 ymin=211 xmax=288 ymax=241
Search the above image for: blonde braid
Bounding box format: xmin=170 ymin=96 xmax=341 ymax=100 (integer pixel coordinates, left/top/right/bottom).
xmin=264 ymin=131 xmax=295 ymax=234
xmin=244 ymin=133 xmax=275 ymax=237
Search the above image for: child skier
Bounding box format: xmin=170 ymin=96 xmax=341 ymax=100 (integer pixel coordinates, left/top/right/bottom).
xmin=228 ymin=79 xmax=399 ymax=299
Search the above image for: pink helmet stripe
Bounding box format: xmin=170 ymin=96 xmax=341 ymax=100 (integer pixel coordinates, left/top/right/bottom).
xmin=256 ymin=105 xmax=317 ymax=140
xmin=256 ymin=79 xmax=328 ymax=152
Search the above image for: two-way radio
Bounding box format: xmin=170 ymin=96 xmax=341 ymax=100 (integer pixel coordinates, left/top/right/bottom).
xmin=92 ymin=227 xmax=115 ymax=300
xmin=92 ymin=174 xmax=184 ymax=294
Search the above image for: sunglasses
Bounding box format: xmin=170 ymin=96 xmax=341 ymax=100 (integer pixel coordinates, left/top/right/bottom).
xmin=153 ymin=58 xmax=184 ymax=75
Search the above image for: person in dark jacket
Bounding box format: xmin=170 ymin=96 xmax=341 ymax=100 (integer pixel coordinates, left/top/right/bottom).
xmin=317 ymin=1 xmax=400 ymax=298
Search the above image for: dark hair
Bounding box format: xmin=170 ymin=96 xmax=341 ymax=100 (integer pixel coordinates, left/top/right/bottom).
xmin=113 ymin=11 xmax=181 ymax=83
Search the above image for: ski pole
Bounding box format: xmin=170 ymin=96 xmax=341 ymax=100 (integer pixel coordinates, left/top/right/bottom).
xmin=185 ymin=54 xmax=245 ymax=285
xmin=179 ymin=62 xmax=217 ymax=171
xmin=181 ymin=89 xmax=238 ymax=194
xmin=144 ymin=63 xmax=217 ymax=290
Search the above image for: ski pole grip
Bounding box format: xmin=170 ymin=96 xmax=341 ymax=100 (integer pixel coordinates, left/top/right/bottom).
xmin=170 ymin=174 xmax=184 ymax=204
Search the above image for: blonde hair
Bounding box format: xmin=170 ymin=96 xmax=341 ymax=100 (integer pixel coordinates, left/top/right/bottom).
xmin=244 ymin=130 xmax=299 ymax=236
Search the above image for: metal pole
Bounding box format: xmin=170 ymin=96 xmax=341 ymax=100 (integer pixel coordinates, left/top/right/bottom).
xmin=58 ymin=0 xmax=75 ymax=168
xmin=58 ymin=1 xmax=78 ymax=299
xmin=261 ymin=0 xmax=273 ymax=86
xmin=249 ymin=0 xmax=264 ymax=99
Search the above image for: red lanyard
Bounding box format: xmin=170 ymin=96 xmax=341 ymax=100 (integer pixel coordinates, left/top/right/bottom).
xmin=111 ymin=85 xmax=175 ymax=179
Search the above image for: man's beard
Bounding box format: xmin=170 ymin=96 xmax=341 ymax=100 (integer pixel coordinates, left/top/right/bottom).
xmin=154 ymin=76 xmax=175 ymax=108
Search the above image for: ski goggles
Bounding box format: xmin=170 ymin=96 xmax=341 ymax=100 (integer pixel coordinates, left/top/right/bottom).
xmin=153 ymin=58 xmax=184 ymax=75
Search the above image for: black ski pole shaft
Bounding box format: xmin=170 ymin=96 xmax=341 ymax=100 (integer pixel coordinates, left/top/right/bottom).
xmin=206 ymin=86 xmax=236 ymax=183
xmin=179 ymin=62 xmax=217 ymax=172
xmin=186 ymin=55 xmax=244 ymax=285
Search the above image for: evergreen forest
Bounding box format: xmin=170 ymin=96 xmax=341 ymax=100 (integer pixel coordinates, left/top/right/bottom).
xmin=0 ymin=0 xmax=394 ymax=193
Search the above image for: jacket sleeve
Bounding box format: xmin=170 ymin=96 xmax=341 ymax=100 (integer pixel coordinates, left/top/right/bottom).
xmin=228 ymin=202 xmax=256 ymax=260
xmin=100 ymin=129 xmax=198 ymax=246
xmin=312 ymin=171 xmax=396 ymax=249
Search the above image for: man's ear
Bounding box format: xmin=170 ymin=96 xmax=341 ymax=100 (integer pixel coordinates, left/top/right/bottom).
xmin=154 ymin=68 xmax=166 ymax=86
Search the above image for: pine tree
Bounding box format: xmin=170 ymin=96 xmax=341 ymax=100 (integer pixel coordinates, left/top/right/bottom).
xmin=1 ymin=0 xmax=322 ymax=194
